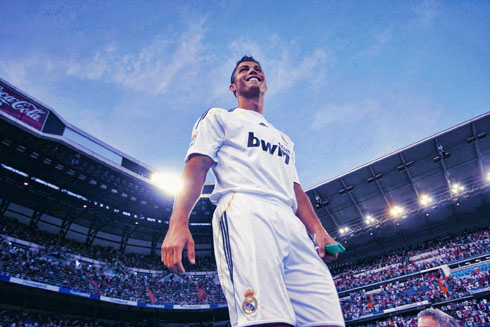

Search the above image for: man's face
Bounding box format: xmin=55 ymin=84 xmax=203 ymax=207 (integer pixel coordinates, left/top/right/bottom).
xmin=418 ymin=316 xmax=438 ymax=327
xmin=230 ymin=61 xmax=267 ymax=98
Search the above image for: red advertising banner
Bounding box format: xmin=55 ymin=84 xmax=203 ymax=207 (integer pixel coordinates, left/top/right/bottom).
xmin=0 ymin=81 xmax=50 ymax=131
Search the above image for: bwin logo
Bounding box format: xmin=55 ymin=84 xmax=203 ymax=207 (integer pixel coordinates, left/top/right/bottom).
xmin=247 ymin=132 xmax=290 ymax=165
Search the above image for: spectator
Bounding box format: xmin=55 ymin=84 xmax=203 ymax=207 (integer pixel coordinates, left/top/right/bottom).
xmin=417 ymin=308 xmax=458 ymax=327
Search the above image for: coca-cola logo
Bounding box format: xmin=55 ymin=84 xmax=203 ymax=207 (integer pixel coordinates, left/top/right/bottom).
xmin=0 ymin=84 xmax=49 ymax=131
xmin=0 ymin=86 xmax=47 ymax=122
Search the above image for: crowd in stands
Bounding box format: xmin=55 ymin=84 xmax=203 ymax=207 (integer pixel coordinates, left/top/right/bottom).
xmin=1 ymin=215 xmax=490 ymax=326
xmin=0 ymin=309 xmax=114 ymax=327
xmin=0 ymin=309 xmax=226 ymax=327
xmin=0 ymin=216 xmax=225 ymax=305
xmin=355 ymin=298 xmax=490 ymax=327
xmin=0 ymin=216 xmax=216 ymax=272
xmin=341 ymin=268 xmax=489 ymax=320
xmin=331 ymin=229 xmax=490 ymax=292
xmin=0 ymin=239 xmax=226 ymax=305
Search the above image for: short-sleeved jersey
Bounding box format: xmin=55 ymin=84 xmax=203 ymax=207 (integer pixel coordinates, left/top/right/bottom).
xmin=185 ymin=107 xmax=300 ymax=212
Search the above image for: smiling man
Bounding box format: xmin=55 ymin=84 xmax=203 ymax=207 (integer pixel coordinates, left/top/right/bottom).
xmin=161 ymin=56 xmax=345 ymax=327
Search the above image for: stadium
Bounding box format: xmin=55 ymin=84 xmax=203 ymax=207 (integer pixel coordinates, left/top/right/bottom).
xmin=0 ymin=76 xmax=489 ymax=326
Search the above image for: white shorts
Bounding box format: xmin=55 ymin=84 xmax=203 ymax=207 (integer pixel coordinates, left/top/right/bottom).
xmin=212 ymin=192 xmax=345 ymax=327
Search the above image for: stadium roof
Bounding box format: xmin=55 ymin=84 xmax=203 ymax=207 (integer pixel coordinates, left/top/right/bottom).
xmin=0 ymin=78 xmax=215 ymax=248
xmin=1 ymin=77 xmax=489 ymax=260
xmin=305 ymin=111 xmax=490 ymax=261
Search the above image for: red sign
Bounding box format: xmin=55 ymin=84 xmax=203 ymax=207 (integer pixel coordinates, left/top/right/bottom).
xmin=0 ymin=82 xmax=50 ymax=131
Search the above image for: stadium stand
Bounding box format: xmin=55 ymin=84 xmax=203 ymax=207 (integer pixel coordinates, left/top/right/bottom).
xmin=0 ymin=217 xmax=225 ymax=306
xmin=1 ymin=213 xmax=489 ymax=325
xmin=1 ymin=78 xmax=490 ymax=326
xmin=0 ymin=308 xmax=229 ymax=327
xmin=354 ymin=298 xmax=490 ymax=326
xmin=331 ymin=228 xmax=490 ymax=291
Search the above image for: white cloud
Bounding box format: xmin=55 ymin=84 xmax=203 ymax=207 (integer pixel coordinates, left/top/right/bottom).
xmin=202 ymin=36 xmax=332 ymax=105
xmin=1 ymin=18 xmax=212 ymax=99
xmin=226 ymin=36 xmax=330 ymax=96
xmin=267 ymin=48 xmax=328 ymax=94
xmin=0 ymin=58 xmax=32 ymax=87
xmin=411 ymin=0 xmax=440 ymax=28
xmin=65 ymin=19 xmax=209 ymax=96
xmin=299 ymin=97 xmax=445 ymax=187
xmin=364 ymin=25 xmax=395 ymax=58
xmin=310 ymin=100 xmax=380 ymax=131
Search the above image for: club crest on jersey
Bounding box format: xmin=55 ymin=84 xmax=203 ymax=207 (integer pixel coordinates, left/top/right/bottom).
xmin=241 ymin=289 xmax=258 ymax=315
xmin=189 ymin=131 xmax=198 ymax=147
xmin=247 ymin=132 xmax=290 ymax=165
xmin=280 ymin=133 xmax=289 ymax=145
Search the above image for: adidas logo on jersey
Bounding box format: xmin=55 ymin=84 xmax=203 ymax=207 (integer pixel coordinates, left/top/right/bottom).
xmin=247 ymin=132 xmax=290 ymax=165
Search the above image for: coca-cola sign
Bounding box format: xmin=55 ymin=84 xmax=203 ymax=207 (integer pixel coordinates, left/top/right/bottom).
xmin=0 ymin=82 xmax=50 ymax=131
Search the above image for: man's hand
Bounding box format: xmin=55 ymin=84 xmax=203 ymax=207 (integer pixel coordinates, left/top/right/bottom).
xmin=160 ymin=154 xmax=213 ymax=274
xmin=161 ymin=220 xmax=195 ymax=274
xmin=293 ymin=182 xmax=341 ymax=263
xmin=313 ymin=228 xmax=339 ymax=263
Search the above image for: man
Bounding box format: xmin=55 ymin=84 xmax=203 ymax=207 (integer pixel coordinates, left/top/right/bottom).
xmin=161 ymin=56 xmax=345 ymax=327
xmin=417 ymin=308 xmax=459 ymax=327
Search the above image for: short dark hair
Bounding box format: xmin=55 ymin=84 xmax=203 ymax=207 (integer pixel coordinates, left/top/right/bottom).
xmin=230 ymin=55 xmax=261 ymax=84
xmin=418 ymin=308 xmax=458 ymax=327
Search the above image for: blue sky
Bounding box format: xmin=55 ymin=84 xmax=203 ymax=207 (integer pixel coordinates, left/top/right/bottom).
xmin=1 ymin=1 xmax=489 ymax=188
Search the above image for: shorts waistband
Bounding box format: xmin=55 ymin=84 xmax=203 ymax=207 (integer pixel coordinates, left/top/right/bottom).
xmin=217 ymin=191 xmax=293 ymax=211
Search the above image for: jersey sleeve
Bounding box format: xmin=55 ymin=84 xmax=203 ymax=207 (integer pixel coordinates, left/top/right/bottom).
xmin=292 ymin=151 xmax=300 ymax=185
xmin=185 ymin=108 xmax=225 ymax=163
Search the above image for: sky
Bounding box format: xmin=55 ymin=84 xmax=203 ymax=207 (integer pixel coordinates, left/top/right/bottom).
xmin=1 ymin=0 xmax=489 ymax=189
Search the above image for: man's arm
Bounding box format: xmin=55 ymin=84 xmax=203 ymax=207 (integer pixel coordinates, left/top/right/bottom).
xmin=294 ymin=182 xmax=339 ymax=263
xmin=161 ymin=154 xmax=214 ymax=274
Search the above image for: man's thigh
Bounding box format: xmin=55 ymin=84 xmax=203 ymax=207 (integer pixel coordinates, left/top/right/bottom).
xmin=284 ymin=216 xmax=345 ymax=327
xmin=213 ymin=193 xmax=297 ymax=327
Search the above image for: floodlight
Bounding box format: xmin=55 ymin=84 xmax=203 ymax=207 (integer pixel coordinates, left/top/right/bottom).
xmin=450 ymin=183 xmax=465 ymax=195
xmin=150 ymin=172 xmax=182 ymax=195
xmin=418 ymin=194 xmax=433 ymax=207
xmin=389 ymin=205 xmax=405 ymax=218
xmin=364 ymin=215 xmax=376 ymax=225
xmin=339 ymin=227 xmax=350 ymax=235
xmin=485 ymin=172 xmax=490 ymax=183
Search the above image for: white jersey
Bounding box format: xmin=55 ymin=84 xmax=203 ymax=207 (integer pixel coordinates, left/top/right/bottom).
xmin=185 ymin=107 xmax=300 ymax=211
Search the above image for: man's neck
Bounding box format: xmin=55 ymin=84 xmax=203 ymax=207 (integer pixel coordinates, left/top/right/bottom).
xmin=237 ymin=97 xmax=265 ymax=115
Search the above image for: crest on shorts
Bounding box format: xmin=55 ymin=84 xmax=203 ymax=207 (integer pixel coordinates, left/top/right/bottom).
xmin=241 ymin=288 xmax=258 ymax=315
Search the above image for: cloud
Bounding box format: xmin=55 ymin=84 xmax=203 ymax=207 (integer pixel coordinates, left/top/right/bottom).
xmin=0 ymin=58 xmax=32 ymax=87
xmin=267 ymin=48 xmax=328 ymax=94
xmin=363 ymin=25 xmax=395 ymax=58
xmin=65 ymin=19 xmax=209 ymax=96
xmin=226 ymin=36 xmax=330 ymax=95
xmin=310 ymin=100 xmax=380 ymax=131
xmin=1 ymin=18 xmax=212 ymax=100
xmin=411 ymin=0 xmax=440 ymax=28
xmin=202 ymin=36 xmax=332 ymax=105
xmin=298 ymin=92 xmax=446 ymax=186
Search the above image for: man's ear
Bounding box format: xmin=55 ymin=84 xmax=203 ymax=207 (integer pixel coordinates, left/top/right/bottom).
xmin=229 ymin=84 xmax=237 ymax=97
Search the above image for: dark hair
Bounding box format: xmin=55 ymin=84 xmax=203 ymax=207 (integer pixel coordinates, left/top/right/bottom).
xmin=418 ymin=308 xmax=458 ymax=327
xmin=230 ymin=55 xmax=261 ymax=84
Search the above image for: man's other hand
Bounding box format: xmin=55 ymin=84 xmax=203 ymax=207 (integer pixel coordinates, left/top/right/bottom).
xmin=161 ymin=220 xmax=195 ymax=274
xmin=314 ymin=229 xmax=339 ymax=263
